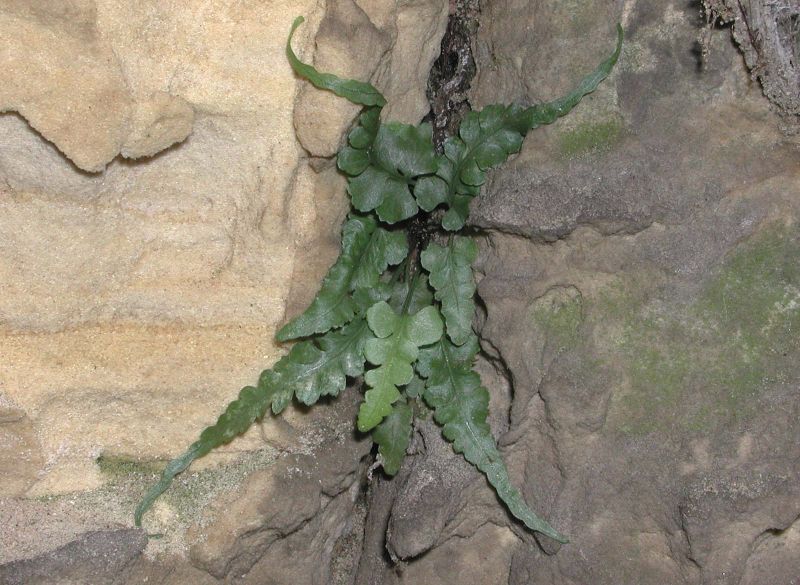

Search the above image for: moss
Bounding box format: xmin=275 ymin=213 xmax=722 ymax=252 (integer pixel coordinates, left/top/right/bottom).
xmin=96 ymin=455 xmax=162 ymax=477
xmin=531 ymin=287 xmax=584 ymax=350
xmin=601 ymin=223 xmax=800 ymax=435
xmin=558 ymin=117 xmax=624 ymax=158
xmin=157 ymin=447 xmax=277 ymax=525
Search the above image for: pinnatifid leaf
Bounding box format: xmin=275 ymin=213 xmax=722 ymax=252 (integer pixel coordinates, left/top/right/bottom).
xmin=134 ymin=384 xmax=270 ymax=526
xmin=265 ymin=317 xmax=374 ymax=408
xmin=286 ymin=17 xmax=386 ymax=107
xmin=137 ymin=18 xmax=622 ymax=542
xmin=277 ymin=216 xmax=407 ymax=341
xmin=338 ymin=108 xmax=381 ymax=174
xmin=419 ymin=336 xmax=568 ymax=543
xmin=358 ymin=301 xmax=443 ymax=431
xmin=426 ymin=25 xmax=624 ymax=231
xmin=135 ymin=318 xmax=374 ymax=526
xmin=421 ymin=237 xmax=478 ymax=346
xmin=403 ymin=373 xmax=426 ymax=399
xmin=341 ymin=120 xmax=438 ymax=224
xmin=373 ymin=400 xmax=413 ymax=475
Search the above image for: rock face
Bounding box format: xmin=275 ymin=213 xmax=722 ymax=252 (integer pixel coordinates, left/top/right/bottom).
xmin=0 ymin=0 xmax=447 ymax=581
xmin=4 ymin=0 xmax=799 ymax=583
xmin=703 ymin=0 xmax=800 ymax=120
xmin=370 ymin=0 xmax=800 ymax=583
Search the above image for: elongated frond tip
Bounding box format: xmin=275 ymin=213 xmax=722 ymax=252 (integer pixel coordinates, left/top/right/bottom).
xmin=286 ymin=15 xmax=387 ymax=107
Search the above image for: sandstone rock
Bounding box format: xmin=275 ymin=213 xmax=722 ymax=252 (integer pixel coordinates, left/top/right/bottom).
xmin=292 ymin=0 xmax=448 ymax=157
xmin=0 ymin=0 xmax=447 ymax=578
xmin=0 ymin=3 xmax=134 ymax=172
xmin=0 ymin=4 xmax=197 ymax=172
xmin=120 ymin=92 xmax=195 ymax=160
xmin=0 ymin=406 xmax=43 ymax=497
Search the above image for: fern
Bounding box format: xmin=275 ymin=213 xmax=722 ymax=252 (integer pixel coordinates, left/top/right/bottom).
xmin=135 ymin=15 xmax=623 ymax=547
xmin=340 ymin=117 xmax=438 ymax=223
xmin=373 ymin=400 xmax=414 ymax=476
xmin=421 ymin=237 xmax=477 ymax=346
xmin=359 ymin=301 xmax=443 ymax=431
xmin=276 ymin=215 xmax=406 ymax=341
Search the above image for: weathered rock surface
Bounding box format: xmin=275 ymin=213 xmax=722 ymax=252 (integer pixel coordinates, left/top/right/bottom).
xmin=0 ymin=529 xmax=148 ymax=585
xmin=703 ymin=0 xmax=800 ymax=120
xmin=4 ymin=0 xmax=799 ymax=582
xmin=368 ymin=0 xmax=800 ymax=583
xmin=0 ymin=2 xmax=198 ymax=172
xmin=0 ymin=0 xmax=446 ymax=581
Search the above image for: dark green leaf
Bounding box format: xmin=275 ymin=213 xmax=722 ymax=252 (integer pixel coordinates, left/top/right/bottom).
xmin=389 ymin=273 xmax=434 ymax=315
xmin=421 ymin=237 xmax=478 ymax=345
xmin=426 ymin=25 xmax=623 ymax=230
xmin=135 ymin=318 xmax=374 ymax=527
xmin=414 ymin=176 xmax=448 ymax=212
xmin=522 ymin=25 xmax=624 ymax=129
xmin=348 ymin=168 xmax=418 ymax=224
xmin=419 ymin=336 xmax=568 ymax=543
xmin=277 ymin=216 xmax=407 ymax=341
xmin=264 ymin=317 xmax=373 ymax=408
xmin=135 ymin=384 xmax=272 ymax=527
xmin=403 ymin=373 xmax=426 ymax=399
xmin=343 ymin=121 xmax=438 ymax=224
xmin=372 ymin=400 xmax=413 ymax=475
xmin=286 ymin=16 xmax=386 ymax=107
xmin=337 ymin=147 xmax=370 ymax=175
xmin=338 ymin=108 xmax=381 ymax=174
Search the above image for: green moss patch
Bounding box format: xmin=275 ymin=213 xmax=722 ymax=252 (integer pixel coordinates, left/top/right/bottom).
xmin=601 ymin=224 xmax=800 ymax=435
xmin=96 ymin=455 xmax=162 ymax=477
xmin=558 ymin=117 xmax=624 ymax=158
xmin=531 ymin=286 xmax=584 ymax=350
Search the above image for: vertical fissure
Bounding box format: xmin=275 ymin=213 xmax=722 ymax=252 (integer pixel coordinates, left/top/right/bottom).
xmin=348 ymin=1 xmax=483 ymax=581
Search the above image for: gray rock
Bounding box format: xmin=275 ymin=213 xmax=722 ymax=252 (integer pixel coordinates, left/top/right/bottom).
xmin=375 ymin=0 xmax=800 ymax=583
xmin=703 ymin=0 xmax=800 ymax=119
xmin=0 ymin=529 xmax=146 ymax=585
xmin=188 ymin=392 xmax=372 ymax=585
xmin=469 ymin=0 xmax=796 ymax=240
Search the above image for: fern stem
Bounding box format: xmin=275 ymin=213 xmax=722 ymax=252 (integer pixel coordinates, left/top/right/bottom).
xmin=401 ymin=270 xmax=419 ymax=315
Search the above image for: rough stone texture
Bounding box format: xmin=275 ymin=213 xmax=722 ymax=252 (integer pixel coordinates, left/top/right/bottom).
xmin=703 ymin=0 xmax=800 ymax=120
xmin=293 ymin=0 xmax=448 ymax=156
xmin=366 ymin=0 xmax=800 ymax=583
xmin=0 ymin=529 xmax=147 ymax=585
xmin=0 ymin=0 xmax=447 ymax=580
xmin=187 ymin=393 xmax=371 ymax=585
xmin=0 ymin=2 xmax=197 ymax=172
xmin=0 ymin=406 xmax=43 ymax=497
xmin=5 ymin=0 xmax=799 ymax=582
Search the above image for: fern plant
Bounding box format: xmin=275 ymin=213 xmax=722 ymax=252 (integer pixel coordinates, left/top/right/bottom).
xmin=135 ymin=16 xmax=623 ymax=545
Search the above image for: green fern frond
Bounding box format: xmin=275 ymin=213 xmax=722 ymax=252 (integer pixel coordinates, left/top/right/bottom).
xmin=418 ymin=336 xmax=568 ymax=543
xmin=358 ymin=301 xmax=443 ymax=431
xmin=420 ymin=25 xmax=624 ymax=230
xmin=341 ymin=121 xmax=439 ymax=224
xmin=421 ymin=237 xmax=478 ymax=346
xmin=373 ymin=400 xmax=414 ymax=475
xmin=277 ymin=216 xmax=406 ymax=341
xmin=135 ymin=17 xmax=624 ymax=545
xmin=286 ymin=16 xmax=386 ymax=107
